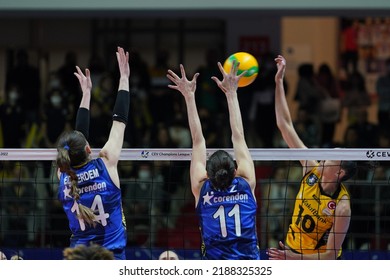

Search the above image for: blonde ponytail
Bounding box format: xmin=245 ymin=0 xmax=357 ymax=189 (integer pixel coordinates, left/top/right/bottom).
xmin=68 ymin=169 xmax=96 ymax=227
xmin=56 ymin=132 xmax=96 ymax=227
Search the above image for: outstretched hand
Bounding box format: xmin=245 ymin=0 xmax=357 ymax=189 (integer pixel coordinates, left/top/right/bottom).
xmin=211 ymin=60 xmax=244 ymax=95
xmin=167 ymin=64 xmax=199 ymax=98
xmin=74 ymin=66 xmax=92 ymax=94
xmin=274 ymin=55 xmax=286 ymax=82
xmin=116 ymin=46 xmax=130 ymax=78
xmin=267 ymin=241 xmax=288 ymax=260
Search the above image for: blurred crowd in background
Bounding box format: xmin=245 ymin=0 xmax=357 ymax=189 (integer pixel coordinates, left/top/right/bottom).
xmin=0 ymin=16 xmax=389 ymax=256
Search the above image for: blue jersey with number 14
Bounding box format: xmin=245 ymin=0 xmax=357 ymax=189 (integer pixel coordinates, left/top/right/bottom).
xmin=58 ymin=158 xmax=127 ymax=254
xmin=196 ymin=177 xmax=260 ymax=259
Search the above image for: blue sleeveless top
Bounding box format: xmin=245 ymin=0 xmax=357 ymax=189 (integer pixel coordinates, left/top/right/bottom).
xmin=196 ymin=177 xmax=260 ymax=259
xmin=58 ymin=158 xmax=127 ymax=255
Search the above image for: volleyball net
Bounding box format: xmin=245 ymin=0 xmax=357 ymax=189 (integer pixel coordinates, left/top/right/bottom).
xmin=0 ymin=148 xmax=389 ymax=260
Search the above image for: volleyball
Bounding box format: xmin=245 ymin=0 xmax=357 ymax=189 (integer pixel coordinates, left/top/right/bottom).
xmin=223 ymin=52 xmax=259 ymax=87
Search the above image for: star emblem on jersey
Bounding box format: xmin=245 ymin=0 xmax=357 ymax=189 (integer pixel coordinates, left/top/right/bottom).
xmin=63 ymin=186 xmax=72 ymax=199
xmin=203 ymin=191 xmax=214 ymax=205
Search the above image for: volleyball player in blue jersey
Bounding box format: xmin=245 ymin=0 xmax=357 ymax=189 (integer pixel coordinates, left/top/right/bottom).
xmin=56 ymin=47 xmax=130 ymax=260
xmin=167 ymin=61 xmax=260 ymax=260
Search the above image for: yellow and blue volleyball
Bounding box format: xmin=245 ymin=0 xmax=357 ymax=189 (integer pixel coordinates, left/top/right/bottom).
xmin=223 ymin=52 xmax=259 ymax=87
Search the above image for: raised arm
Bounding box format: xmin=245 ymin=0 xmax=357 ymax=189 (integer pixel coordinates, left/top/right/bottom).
xmin=322 ymin=196 xmax=351 ymax=259
xmin=211 ymin=61 xmax=256 ymax=191
xmin=274 ymin=55 xmax=316 ymax=169
xmin=56 ymin=66 xmax=93 ymax=179
xmin=167 ymin=64 xmax=206 ymax=203
xmin=99 ymin=47 xmax=130 ymax=169
xmin=74 ymin=66 xmax=92 ymax=139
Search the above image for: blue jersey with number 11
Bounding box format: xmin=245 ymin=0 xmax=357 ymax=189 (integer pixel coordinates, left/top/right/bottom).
xmin=197 ymin=177 xmax=260 ymax=259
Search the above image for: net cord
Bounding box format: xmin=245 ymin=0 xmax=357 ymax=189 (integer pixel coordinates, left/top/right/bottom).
xmin=1 ymin=148 xmax=389 ymax=161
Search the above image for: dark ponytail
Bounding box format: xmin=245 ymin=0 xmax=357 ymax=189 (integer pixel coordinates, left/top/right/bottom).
xmin=206 ymin=150 xmax=236 ymax=190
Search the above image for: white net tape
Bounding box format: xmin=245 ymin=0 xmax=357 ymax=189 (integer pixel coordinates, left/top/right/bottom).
xmin=1 ymin=148 xmax=389 ymax=161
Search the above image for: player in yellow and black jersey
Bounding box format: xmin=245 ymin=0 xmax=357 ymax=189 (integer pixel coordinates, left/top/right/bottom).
xmin=267 ymin=55 xmax=357 ymax=260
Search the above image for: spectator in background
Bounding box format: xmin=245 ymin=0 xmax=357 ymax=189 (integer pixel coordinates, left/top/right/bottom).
xmin=0 ymin=251 xmax=23 ymax=260
xmin=367 ymin=164 xmax=390 ymax=250
xmin=150 ymin=123 xmax=188 ymax=218
xmin=295 ymin=63 xmax=324 ymax=148
xmin=316 ymin=63 xmax=341 ymax=147
xmin=375 ymin=57 xmax=390 ymax=131
xmin=122 ymin=162 xmax=163 ymax=247
xmin=262 ymin=166 xmax=295 ymax=248
xmin=129 ymin=51 xmax=151 ymax=96
xmin=41 ymin=88 xmax=72 ymax=147
xmin=150 ymin=49 xmax=172 ymax=87
xmin=195 ymin=48 xmax=225 ymax=118
xmin=87 ymin=53 xmax=106 ymax=91
xmin=63 ymin=243 xmax=114 ymax=260
xmin=57 ymin=51 xmax=81 ymax=111
xmin=149 ymin=49 xmax=176 ymax=131
xmin=169 ymin=115 xmax=192 ymax=148
xmin=166 ymin=94 xmax=192 ymax=148
xmin=245 ymin=53 xmax=281 ymax=148
xmin=45 ymin=71 xmax=74 ymax=114
xmin=92 ymin=73 xmax=115 ymax=116
xmin=197 ymin=107 xmax=221 ymax=148
xmin=158 ymin=250 xmax=180 ymax=260
xmin=346 ymin=108 xmax=379 ymax=148
xmin=3 ymin=179 xmax=35 ymax=247
xmin=358 ymin=17 xmax=375 ymax=60
xmin=293 ymin=107 xmax=322 ymax=148
xmin=294 ymin=63 xmax=324 ymax=138
xmin=90 ymin=73 xmax=114 ymax=148
xmin=10 ymin=255 xmax=24 ymax=260
xmin=0 ymin=162 xmax=14 ymax=234
xmin=151 ymin=123 xmax=176 ymax=148
xmin=0 ymin=86 xmax=27 ymax=148
xmin=47 ymin=201 xmax=70 ymax=248
xmin=5 ymin=49 xmax=41 ymax=123
xmin=378 ymin=129 xmax=390 ymax=151
xmin=88 ymin=101 xmax=111 ymax=148
xmin=39 ymin=87 xmax=72 ymax=197
xmin=342 ymin=126 xmax=360 ymax=148
xmin=340 ymin=19 xmax=359 ymax=74
xmin=342 ymin=70 xmax=371 ymax=126
xmin=46 ymin=71 xmax=63 ymax=91
xmin=127 ymin=51 xmax=152 ymax=147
